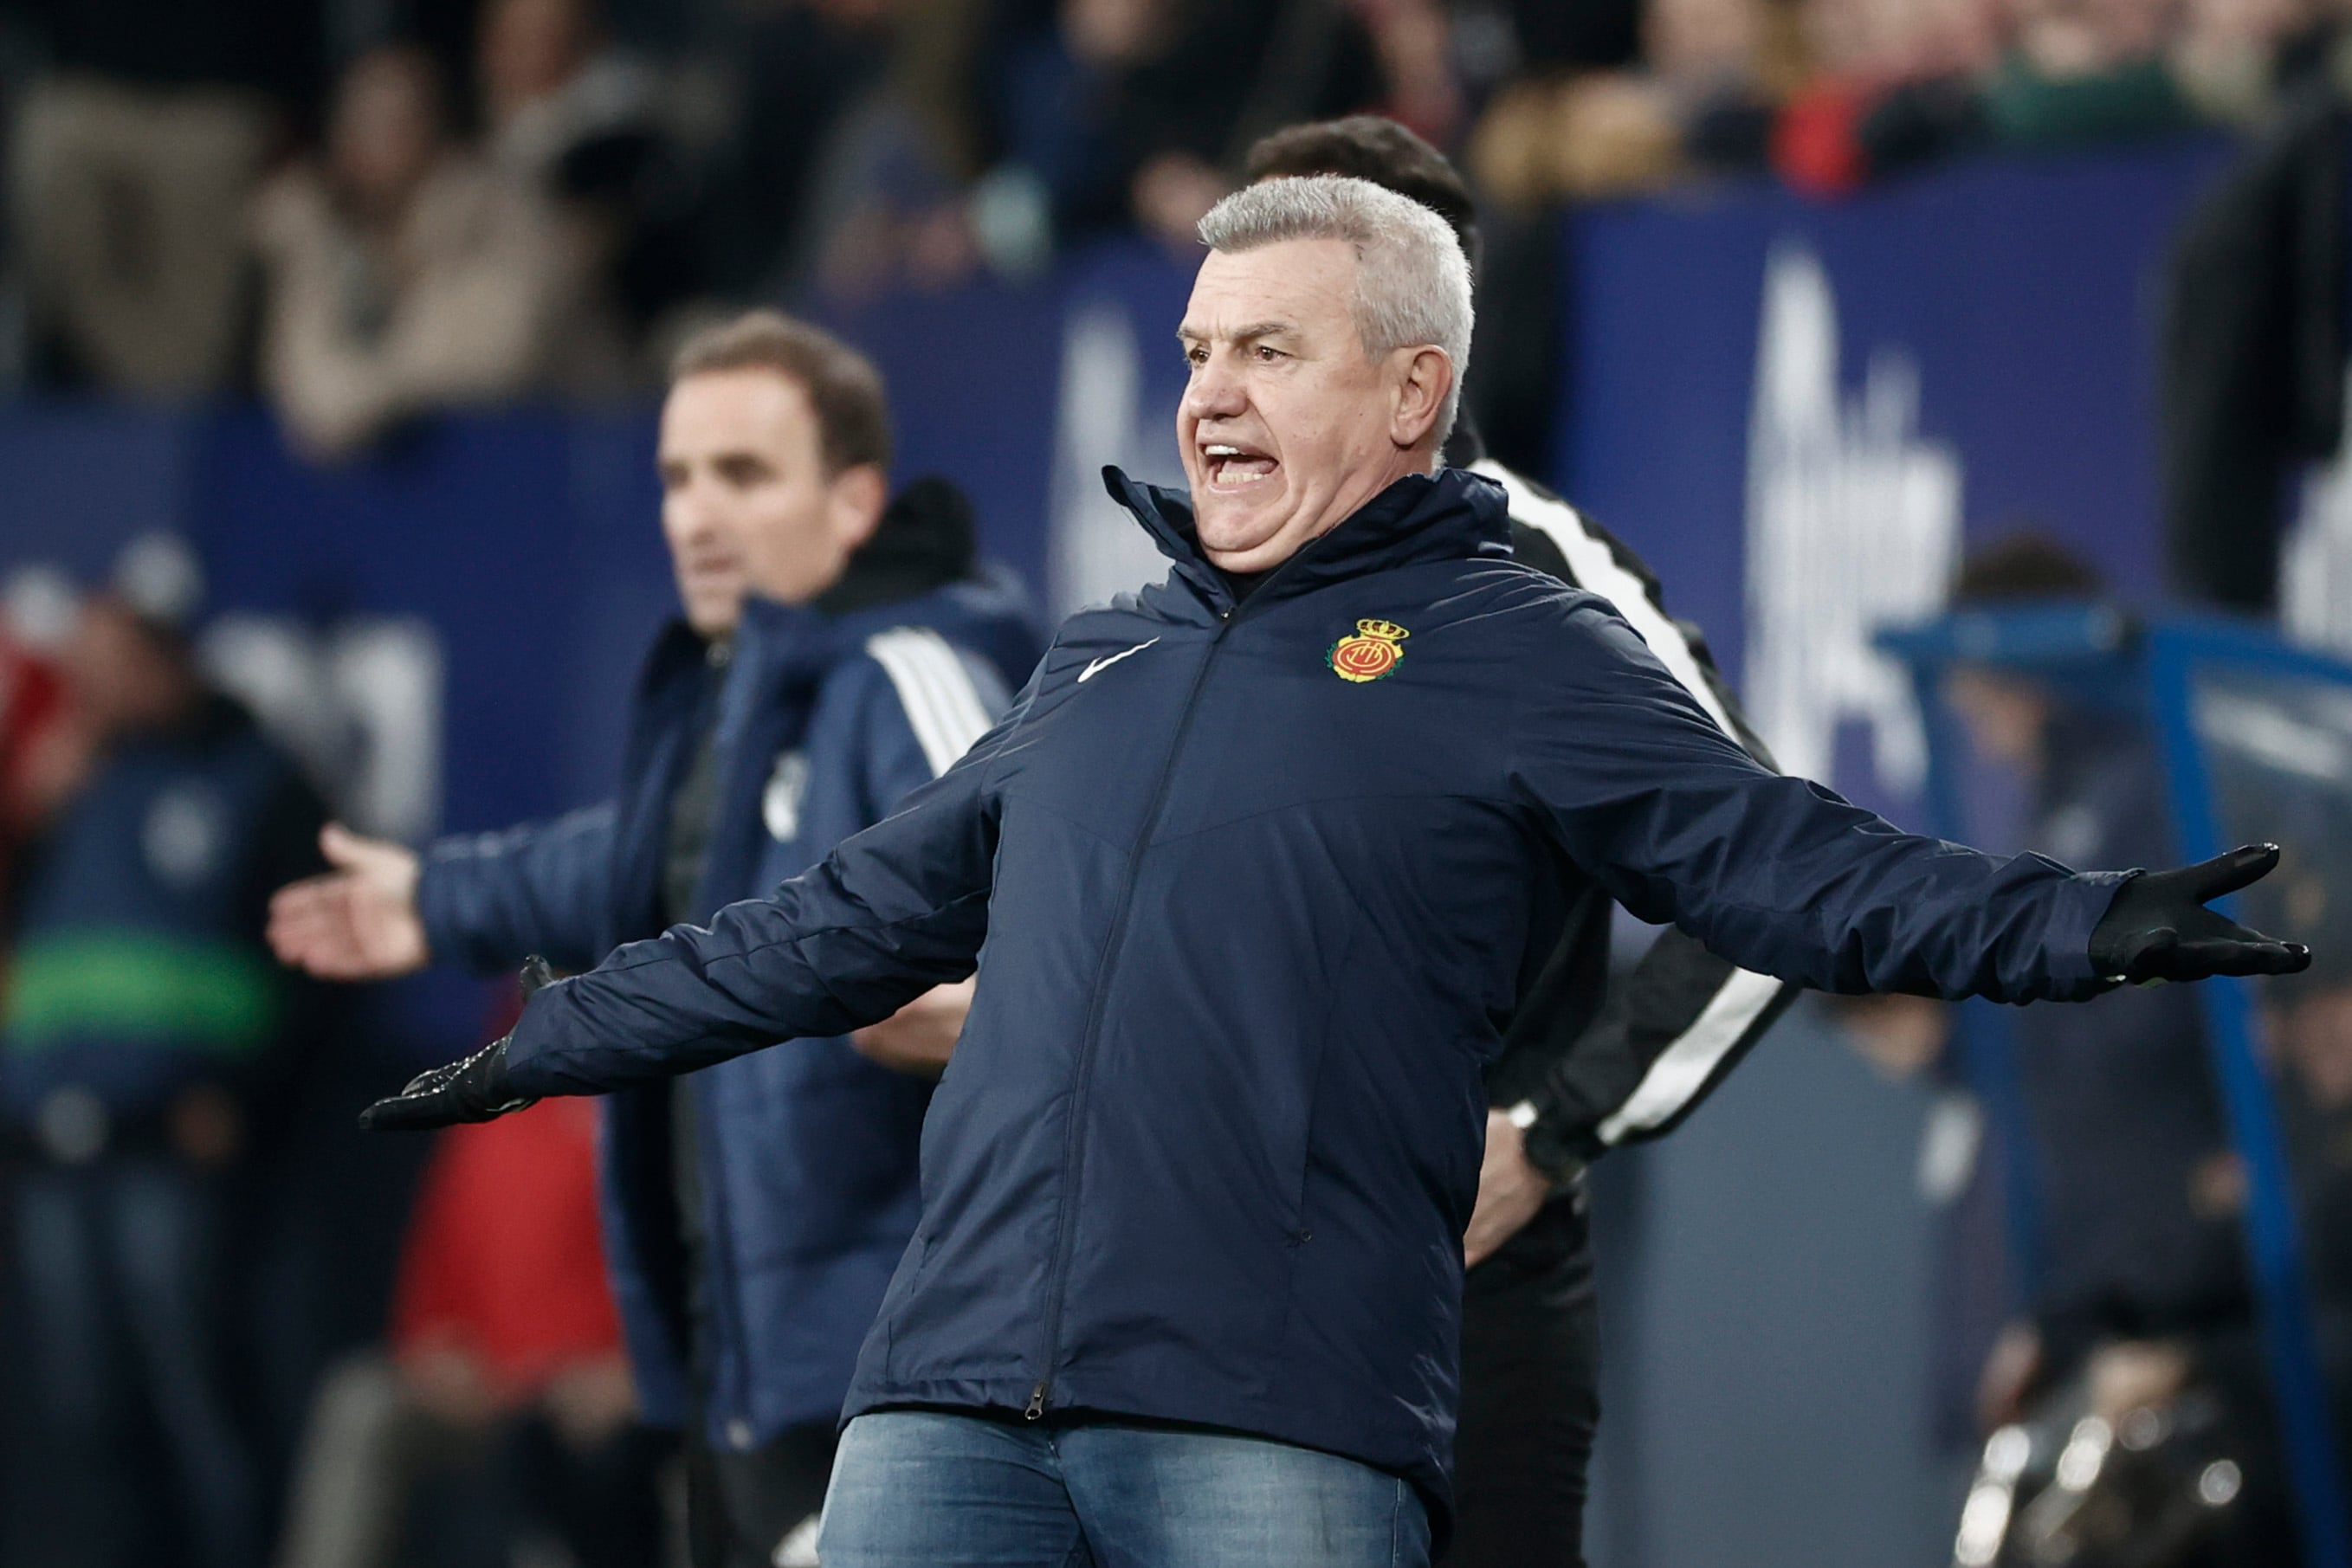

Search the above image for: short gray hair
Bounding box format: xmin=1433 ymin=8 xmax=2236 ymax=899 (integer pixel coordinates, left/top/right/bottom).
xmin=1197 ymin=175 xmax=1474 ymax=444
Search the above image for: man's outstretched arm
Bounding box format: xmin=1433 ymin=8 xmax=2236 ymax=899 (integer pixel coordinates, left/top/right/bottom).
xmin=270 ymin=808 xmax=617 ymax=981
xmin=361 ymin=671 xmax=1038 ymax=1129
xmin=1515 ymin=597 xmax=2309 ymax=1001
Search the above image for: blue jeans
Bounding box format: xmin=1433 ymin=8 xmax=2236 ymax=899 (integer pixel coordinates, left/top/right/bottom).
xmin=817 ymin=1410 xmax=1430 ymax=1568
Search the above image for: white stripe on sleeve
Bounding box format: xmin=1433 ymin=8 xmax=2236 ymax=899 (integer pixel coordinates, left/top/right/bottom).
xmin=1477 ymin=457 xmax=1787 ymax=1141
xmin=866 ymin=628 xmax=996 ymax=778
xmin=1595 ymin=966 xmax=1787 ymax=1144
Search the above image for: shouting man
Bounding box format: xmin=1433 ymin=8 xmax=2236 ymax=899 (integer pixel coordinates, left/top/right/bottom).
xmin=356 ymin=181 xmax=2306 ymax=1568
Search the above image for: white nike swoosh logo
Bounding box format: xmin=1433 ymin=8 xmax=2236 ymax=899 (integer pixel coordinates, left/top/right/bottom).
xmin=1078 ymin=638 xmax=1159 ymax=683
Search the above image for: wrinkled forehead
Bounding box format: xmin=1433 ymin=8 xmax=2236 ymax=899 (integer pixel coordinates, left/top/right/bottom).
xmin=1178 ymin=238 xmax=1360 ymax=346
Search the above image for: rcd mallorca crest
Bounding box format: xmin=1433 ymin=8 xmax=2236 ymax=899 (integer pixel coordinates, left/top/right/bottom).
xmin=1328 ymin=619 xmax=1408 ymax=683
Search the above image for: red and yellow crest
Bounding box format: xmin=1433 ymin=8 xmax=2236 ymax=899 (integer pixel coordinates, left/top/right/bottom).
xmin=1328 ymin=618 xmax=1409 ymax=683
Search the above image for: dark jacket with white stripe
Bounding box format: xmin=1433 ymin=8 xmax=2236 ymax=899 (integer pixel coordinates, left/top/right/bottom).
xmin=1467 ymin=448 xmax=1799 ymax=1173
xmin=412 ymin=508 xmax=1040 ymax=1445
xmin=496 ymin=465 xmax=2124 ymax=1523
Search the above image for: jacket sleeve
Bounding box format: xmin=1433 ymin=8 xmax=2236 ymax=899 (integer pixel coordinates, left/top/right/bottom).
xmin=1486 ymin=461 xmax=1804 ymax=1159
xmin=499 ymin=672 xmax=1037 ymax=1098
xmin=1513 ymin=595 xmax=2127 ymax=1004
xmin=852 ymin=626 xmax=1017 ymax=815
xmin=414 ymin=804 xmax=617 ymax=976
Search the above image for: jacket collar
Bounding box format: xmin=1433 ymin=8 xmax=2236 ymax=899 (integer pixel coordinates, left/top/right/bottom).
xmin=1102 ymin=463 xmax=1515 ymax=615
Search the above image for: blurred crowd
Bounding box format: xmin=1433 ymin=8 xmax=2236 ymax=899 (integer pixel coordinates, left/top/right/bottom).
xmin=1471 ymin=0 xmax=2352 ymax=203
xmin=0 ymin=533 xmax=668 ymax=1568
xmin=3 ymin=0 xmax=2352 ymax=458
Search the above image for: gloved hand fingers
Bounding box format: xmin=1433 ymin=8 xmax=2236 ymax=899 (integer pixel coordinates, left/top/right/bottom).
xmin=2167 ymin=938 xmax=2312 ymax=979
xmin=358 ymin=1091 xmax=456 ymax=1132
xmin=520 ymin=954 xmax=555 ymax=1000
xmin=2181 ymin=842 xmax=2282 ymax=905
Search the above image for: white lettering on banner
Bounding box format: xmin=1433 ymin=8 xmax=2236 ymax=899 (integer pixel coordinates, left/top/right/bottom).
xmin=1047 ymin=301 xmax=1186 ymax=617
xmin=199 ymin=616 xmax=444 ymax=841
xmin=1745 ymin=244 xmax=1961 ymax=795
xmin=2284 ymin=368 xmax=2352 ymax=659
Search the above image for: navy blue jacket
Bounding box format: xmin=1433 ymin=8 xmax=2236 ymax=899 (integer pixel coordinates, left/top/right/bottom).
xmin=415 ymin=569 xmax=1037 ymax=1443
xmin=502 ymin=467 xmax=2125 ymax=1520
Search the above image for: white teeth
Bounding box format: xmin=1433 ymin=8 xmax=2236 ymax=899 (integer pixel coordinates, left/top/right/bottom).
xmin=1205 ymin=445 xmax=1240 ymax=457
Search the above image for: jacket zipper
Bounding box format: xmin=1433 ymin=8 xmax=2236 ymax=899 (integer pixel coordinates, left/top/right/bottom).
xmin=1026 ymin=603 xmax=1247 ymax=1420
xmin=1025 ymin=518 xmax=1350 ymax=1417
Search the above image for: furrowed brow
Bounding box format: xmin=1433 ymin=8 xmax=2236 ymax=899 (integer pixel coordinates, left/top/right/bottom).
xmin=1176 ymin=319 xmax=1298 ymax=348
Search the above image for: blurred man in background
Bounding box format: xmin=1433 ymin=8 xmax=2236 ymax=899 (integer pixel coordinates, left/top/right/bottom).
xmin=1942 ymin=540 xmax=2255 ymax=1450
xmin=269 ymin=309 xmax=1041 ymax=1567
xmin=1846 ymin=534 xmax=2297 ymax=1565
xmin=1947 ymin=539 xmax=2299 ymax=1565
xmin=0 ymin=533 xmax=327 ymax=1568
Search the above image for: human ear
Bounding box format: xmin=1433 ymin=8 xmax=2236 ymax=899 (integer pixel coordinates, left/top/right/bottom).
xmin=828 ymin=463 xmax=888 ymax=553
xmin=1387 ymin=347 xmax=1453 ymax=452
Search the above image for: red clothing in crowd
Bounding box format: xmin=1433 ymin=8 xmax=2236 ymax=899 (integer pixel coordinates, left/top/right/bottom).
xmin=390 ymin=1094 xmax=623 ymax=1404
xmin=0 ymin=637 xmax=72 ymax=831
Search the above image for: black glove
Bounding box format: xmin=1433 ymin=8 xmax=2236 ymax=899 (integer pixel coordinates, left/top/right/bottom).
xmin=2088 ymin=844 xmax=2313 ymax=984
xmin=359 ymin=957 xmax=552 ymax=1132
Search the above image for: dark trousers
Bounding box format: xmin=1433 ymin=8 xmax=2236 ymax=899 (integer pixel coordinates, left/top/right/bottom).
xmin=687 ymin=1419 xmax=839 ymax=1568
xmin=11 ymin=1157 xmax=257 ymax=1568
xmin=1446 ymin=1199 xmax=1601 ymax=1568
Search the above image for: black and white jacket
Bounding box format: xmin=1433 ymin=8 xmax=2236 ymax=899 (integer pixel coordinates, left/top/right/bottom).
xmin=1460 ymin=442 xmax=1801 ymax=1175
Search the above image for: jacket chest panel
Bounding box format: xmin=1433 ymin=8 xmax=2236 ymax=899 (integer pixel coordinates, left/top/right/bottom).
xmin=1147 ymin=621 xmax=1509 ymax=844
xmin=996 ymin=610 xmax=1514 ymax=857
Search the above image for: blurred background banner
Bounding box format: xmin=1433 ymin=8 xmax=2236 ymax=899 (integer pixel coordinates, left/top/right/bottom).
xmin=1555 ymin=137 xmax=2230 ymax=813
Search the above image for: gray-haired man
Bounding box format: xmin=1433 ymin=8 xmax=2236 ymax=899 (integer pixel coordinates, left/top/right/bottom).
xmin=357 ymin=177 xmax=2306 ymax=1568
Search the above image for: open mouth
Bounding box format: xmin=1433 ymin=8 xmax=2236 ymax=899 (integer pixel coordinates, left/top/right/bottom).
xmin=1202 ymin=442 xmax=1278 ymax=493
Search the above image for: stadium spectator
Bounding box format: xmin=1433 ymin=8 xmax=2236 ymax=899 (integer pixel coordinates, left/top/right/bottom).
xmin=786 ymin=0 xmax=998 ymax=302
xmin=1942 ymin=543 xmax=2252 ymax=1423
xmin=0 ymin=533 xmax=328 ymax=1568
xmin=698 ymin=0 xmax=901 ymax=299
xmin=481 ymin=0 xmax=655 ymax=187
xmin=985 ymin=0 xmax=1390 ymax=250
xmin=1771 ymin=0 xmax=2000 ymax=193
xmin=8 ymin=0 xmax=320 ymax=393
xmin=1470 ymin=0 xmax=1806 ymax=204
xmin=249 ymin=45 xmax=627 ymax=461
xmin=1980 ymin=0 xmax=2203 ymax=150
xmin=1845 ymin=535 xmax=2301 ymax=1563
xmin=475 ymin=0 xmax=704 ymax=344
xmin=2159 ymin=6 xmax=2350 ymax=616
